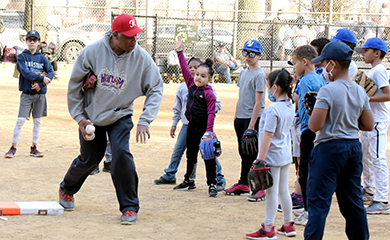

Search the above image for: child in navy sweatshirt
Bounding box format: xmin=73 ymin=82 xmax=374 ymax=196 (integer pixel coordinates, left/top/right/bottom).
xmin=5 ymin=30 xmax=54 ymax=158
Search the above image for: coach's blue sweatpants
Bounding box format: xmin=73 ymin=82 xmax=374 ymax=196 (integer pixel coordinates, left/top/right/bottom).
xmin=60 ymin=115 xmax=139 ymax=213
xmin=304 ymin=139 xmax=369 ymax=240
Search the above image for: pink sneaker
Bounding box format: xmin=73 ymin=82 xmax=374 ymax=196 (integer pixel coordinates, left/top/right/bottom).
xmin=277 ymin=222 xmax=296 ymax=237
xmin=223 ymin=183 xmax=250 ymax=195
xmin=246 ymin=223 xmax=276 ymax=239
xmin=247 ymin=190 xmax=266 ymax=202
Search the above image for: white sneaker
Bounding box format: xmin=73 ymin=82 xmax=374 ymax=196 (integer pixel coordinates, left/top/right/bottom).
xmin=294 ymin=211 xmax=308 ymax=226
xmin=366 ymin=201 xmax=390 ymax=214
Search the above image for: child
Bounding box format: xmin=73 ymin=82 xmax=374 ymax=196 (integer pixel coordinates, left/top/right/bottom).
xmin=155 ymin=57 xmax=225 ymax=191
xmin=246 ymin=69 xmax=296 ymax=239
xmin=173 ymin=36 xmax=219 ymax=196
xmin=305 ymin=41 xmax=373 ymax=239
xmin=224 ymin=40 xmax=267 ymax=202
xmin=355 ymin=37 xmax=390 ymax=214
xmin=5 ymin=30 xmax=54 ymax=158
xmin=330 ymin=28 xmax=358 ymax=80
xmin=291 ymin=45 xmax=326 ymax=226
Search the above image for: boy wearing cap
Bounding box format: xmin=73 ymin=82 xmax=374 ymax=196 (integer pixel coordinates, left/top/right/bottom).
xmin=224 ymin=40 xmax=267 ymax=202
xmin=214 ymin=43 xmax=240 ymax=84
xmin=291 ymin=45 xmax=326 ymax=226
xmin=58 ymin=14 xmax=163 ymax=225
xmin=305 ymin=41 xmax=373 ymax=240
xmin=355 ymin=38 xmax=390 ymax=214
xmin=5 ymin=30 xmax=54 ymax=158
xmin=330 ymin=28 xmax=358 ymax=79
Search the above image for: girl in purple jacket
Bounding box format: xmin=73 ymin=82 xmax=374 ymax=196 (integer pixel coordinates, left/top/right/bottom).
xmin=173 ymin=36 xmax=219 ymax=196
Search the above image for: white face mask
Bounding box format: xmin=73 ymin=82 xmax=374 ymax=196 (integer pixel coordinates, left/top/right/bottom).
xmin=322 ymin=61 xmax=334 ymax=82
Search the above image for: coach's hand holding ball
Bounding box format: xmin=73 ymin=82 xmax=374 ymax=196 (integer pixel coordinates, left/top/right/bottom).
xmin=78 ymin=118 xmax=95 ymax=141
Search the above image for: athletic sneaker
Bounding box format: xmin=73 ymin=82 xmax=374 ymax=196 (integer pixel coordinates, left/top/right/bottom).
xmin=154 ymin=176 xmax=176 ymax=184
xmin=223 ymin=183 xmax=250 ymax=195
xmin=90 ymin=166 xmax=100 ymax=175
xmin=247 ymin=190 xmax=266 ymax=202
xmin=294 ymin=211 xmax=308 ymax=226
xmin=246 ymin=223 xmax=276 ymax=240
xmin=362 ymin=188 xmax=374 ymax=203
xmin=216 ymin=181 xmax=226 ymax=191
xmin=209 ymin=184 xmax=218 ymax=197
xmin=277 ymin=222 xmax=296 ymax=237
xmin=173 ymin=180 xmax=196 ymax=190
xmin=5 ymin=146 xmax=17 ymax=158
xmin=30 ymin=145 xmax=44 ymax=157
xmin=59 ymin=188 xmax=74 ymax=211
xmin=103 ymin=162 xmax=111 ymax=173
xmin=278 ymin=194 xmax=303 ymax=212
xmin=121 ymin=210 xmax=138 ymax=225
xmin=366 ymin=201 xmax=390 ymax=214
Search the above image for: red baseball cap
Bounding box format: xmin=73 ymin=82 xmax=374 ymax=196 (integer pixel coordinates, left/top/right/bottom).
xmin=112 ymin=14 xmax=144 ymax=37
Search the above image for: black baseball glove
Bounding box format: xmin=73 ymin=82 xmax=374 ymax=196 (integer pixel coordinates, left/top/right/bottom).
xmin=303 ymin=91 xmax=318 ymax=116
xmin=247 ymin=159 xmax=273 ymax=192
xmin=241 ymin=129 xmax=258 ymax=156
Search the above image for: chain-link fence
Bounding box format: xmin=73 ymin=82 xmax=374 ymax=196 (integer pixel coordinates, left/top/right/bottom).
xmin=1 ymin=0 xmax=389 ymax=83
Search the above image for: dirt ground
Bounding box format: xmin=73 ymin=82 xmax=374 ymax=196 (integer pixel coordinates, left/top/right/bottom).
xmin=0 ymin=63 xmax=389 ymax=240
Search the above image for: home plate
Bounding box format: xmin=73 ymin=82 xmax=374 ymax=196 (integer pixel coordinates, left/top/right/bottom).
xmin=0 ymin=201 xmax=64 ymax=215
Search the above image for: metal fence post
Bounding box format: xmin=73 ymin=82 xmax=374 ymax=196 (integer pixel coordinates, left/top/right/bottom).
xmin=211 ymin=20 xmax=214 ymax=53
xmin=270 ymin=19 xmax=274 ymax=72
xmin=152 ymin=14 xmax=157 ymax=62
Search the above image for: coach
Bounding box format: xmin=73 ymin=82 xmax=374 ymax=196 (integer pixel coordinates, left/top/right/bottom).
xmin=58 ymin=14 xmax=163 ymax=225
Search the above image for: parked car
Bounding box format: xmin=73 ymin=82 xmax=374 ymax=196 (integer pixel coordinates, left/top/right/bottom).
xmin=0 ymin=10 xmax=25 ymax=60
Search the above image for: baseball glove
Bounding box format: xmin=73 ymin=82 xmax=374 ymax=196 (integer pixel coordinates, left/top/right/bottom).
xmin=248 ymin=159 xmax=273 ymax=192
xmin=353 ymin=70 xmax=377 ymax=97
xmin=199 ymin=131 xmax=221 ymax=160
xmin=303 ymin=91 xmax=318 ymax=116
xmin=241 ymin=129 xmax=258 ymax=156
xmin=82 ymin=71 xmax=97 ymax=91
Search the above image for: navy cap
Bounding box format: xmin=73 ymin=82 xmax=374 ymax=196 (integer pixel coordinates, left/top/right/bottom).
xmin=311 ymin=41 xmax=353 ymax=63
xmin=26 ymin=30 xmax=40 ymax=40
xmin=355 ymin=37 xmax=388 ymax=54
xmin=218 ymin=42 xmax=225 ymax=47
xmin=240 ymin=40 xmax=263 ymax=54
xmin=330 ymin=28 xmax=357 ymax=44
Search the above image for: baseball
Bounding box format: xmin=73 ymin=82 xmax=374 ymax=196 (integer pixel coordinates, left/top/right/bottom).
xmin=85 ymin=124 xmax=95 ymax=135
xmin=85 ymin=133 xmax=95 ymax=141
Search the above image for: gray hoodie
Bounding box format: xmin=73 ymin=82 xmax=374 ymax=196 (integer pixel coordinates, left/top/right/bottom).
xmin=67 ymin=31 xmax=163 ymax=127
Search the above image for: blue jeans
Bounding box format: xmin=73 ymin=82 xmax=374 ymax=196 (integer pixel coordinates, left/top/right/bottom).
xmin=162 ymin=124 xmax=225 ymax=183
xmin=216 ymin=62 xmax=239 ymax=84
xmin=304 ymin=139 xmax=369 ymax=240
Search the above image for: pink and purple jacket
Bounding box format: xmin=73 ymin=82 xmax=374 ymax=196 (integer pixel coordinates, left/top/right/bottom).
xmin=177 ymin=51 xmax=216 ymax=132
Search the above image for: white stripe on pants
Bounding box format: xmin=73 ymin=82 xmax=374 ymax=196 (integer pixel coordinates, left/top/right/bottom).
xmin=264 ymin=164 xmax=292 ymax=226
xmin=361 ymin=121 xmax=389 ymax=202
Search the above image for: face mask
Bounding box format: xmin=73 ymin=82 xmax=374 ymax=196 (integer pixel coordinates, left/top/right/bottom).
xmin=322 ymin=61 xmax=334 ymax=82
xmin=268 ymin=89 xmax=276 ymax=102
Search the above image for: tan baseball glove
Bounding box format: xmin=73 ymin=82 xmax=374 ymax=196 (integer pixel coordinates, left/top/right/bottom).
xmin=354 ymin=70 xmax=377 ymax=97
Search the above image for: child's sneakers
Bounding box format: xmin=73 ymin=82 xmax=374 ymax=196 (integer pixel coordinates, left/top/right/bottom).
xmin=5 ymin=146 xmax=17 ymax=158
xmin=277 ymin=222 xmax=296 ymax=237
xmin=223 ymin=183 xmax=250 ymax=195
xmin=247 ymin=190 xmax=266 ymax=202
xmin=208 ymin=184 xmax=218 ymax=197
xmin=366 ymin=201 xmax=390 ymax=214
xmin=173 ymin=180 xmax=196 ymax=190
xmin=362 ymin=188 xmax=374 ymax=203
xmin=30 ymin=145 xmax=44 ymax=157
xmin=246 ymin=223 xmax=276 ymax=240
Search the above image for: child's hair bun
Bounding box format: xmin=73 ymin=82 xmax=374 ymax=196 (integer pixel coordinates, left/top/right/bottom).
xmin=204 ymin=58 xmax=214 ymax=68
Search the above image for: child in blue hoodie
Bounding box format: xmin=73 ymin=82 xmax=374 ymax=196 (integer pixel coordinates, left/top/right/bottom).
xmin=5 ymin=30 xmax=54 ymax=158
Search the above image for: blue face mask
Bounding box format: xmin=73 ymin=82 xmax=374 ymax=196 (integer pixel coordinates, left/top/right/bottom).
xmin=268 ymin=89 xmax=276 ymax=102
